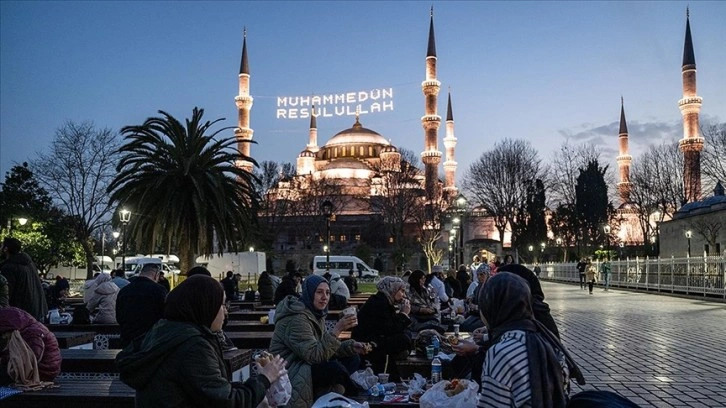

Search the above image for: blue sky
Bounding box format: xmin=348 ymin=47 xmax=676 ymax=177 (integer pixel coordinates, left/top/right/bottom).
xmin=1 ymin=1 xmax=725 ymax=182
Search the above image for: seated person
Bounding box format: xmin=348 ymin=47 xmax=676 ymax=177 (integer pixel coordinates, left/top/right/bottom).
xmin=343 ymin=269 xmax=358 ymax=294
xmin=86 ymin=273 xmax=119 ymax=324
xmin=460 ymin=264 xmax=491 ymax=333
xmin=352 ymin=276 xmax=412 ymax=381
xmin=257 ymin=270 xmax=275 ymax=305
xmin=477 ymin=272 xmax=580 ymax=407
xmin=117 ymin=275 xmax=286 ymax=407
xmin=0 ymin=306 xmax=61 ymax=385
xmin=273 ymin=270 xmax=302 ymax=305
xmin=328 ymin=273 xmax=350 ymax=310
xmin=269 ymin=275 xmax=369 ymax=408
xmin=406 ymin=269 xmax=440 ymax=330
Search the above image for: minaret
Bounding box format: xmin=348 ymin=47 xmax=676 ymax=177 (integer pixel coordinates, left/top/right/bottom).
xmin=306 ymin=106 xmax=319 ymax=153
xmin=616 ymin=97 xmax=632 ymax=205
xmin=442 ymin=90 xmax=458 ymax=196
xmin=421 ymin=7 xmax=442 ymax=204
xmin=235 ymin=28 xmax=255 ymax=172
xmin=678 ymin=8 xmax=704 ymax=203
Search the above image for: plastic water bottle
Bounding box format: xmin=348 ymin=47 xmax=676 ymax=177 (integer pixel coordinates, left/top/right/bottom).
xmin=431 ymin=357 xmax=442 ymax=383
xmin=431 ymin=335 xmax=440 ymax=355
xmin=368 ymin=384 xmax=385 ymax=396
xmin=48 ymin=309 xmax=61 ymax=324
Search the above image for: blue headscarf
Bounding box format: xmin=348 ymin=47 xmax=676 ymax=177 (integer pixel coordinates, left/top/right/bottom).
xmin=301 ymin=274 xmax=329 ymax=319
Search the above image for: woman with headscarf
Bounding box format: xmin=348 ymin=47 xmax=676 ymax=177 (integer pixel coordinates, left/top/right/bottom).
xmin=477 ymin=272 xmax=582 ymax=408
xmin=406 ymin=269 xmax=440 ymax=330
xmin=86 ymin=273 xmax=119 ymax=324
xmin=269 ymin=275 xmax=369 ymax=408
xmin=352 ymin=276 xmax=412 ymax=381
xmin=117 ymin=275 xmax=286 ymax=407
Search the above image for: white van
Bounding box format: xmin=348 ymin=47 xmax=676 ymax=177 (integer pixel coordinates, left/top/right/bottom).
xmin=123 ymin=256 xmax=162 ymax=278
xmin=312 ymin=256 xmax=379 ymax=280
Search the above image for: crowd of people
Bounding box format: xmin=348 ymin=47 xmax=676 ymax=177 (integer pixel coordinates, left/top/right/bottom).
xmin=0 ymin=235 xmax=638 ymax=407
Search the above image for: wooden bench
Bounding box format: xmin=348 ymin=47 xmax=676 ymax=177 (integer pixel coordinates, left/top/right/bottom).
xmin=53 ymin=331 xmax=96 ymax=349
xmin=226 ymin=330 xmax=351 ymax=349
xmin=228 ymin=300 xmax=260 ymax=309
xmin=47 ymin=324 xmax=122 ymax=349
xmin=225 ymin=320 xmax=275 ymax=332
xmin=228 ymin=309 xmax=343 ymax=321
xmin=3 ymin=378 xmax=135 ymax=408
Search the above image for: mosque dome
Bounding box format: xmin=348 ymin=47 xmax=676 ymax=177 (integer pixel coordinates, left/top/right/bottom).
xmin=298 ymin=149 xmax=315 ymax=158
xmin=324 ymin=117 xmax=390 ymax=147
xmin=381 ymin=145 xmax=398 ymax=153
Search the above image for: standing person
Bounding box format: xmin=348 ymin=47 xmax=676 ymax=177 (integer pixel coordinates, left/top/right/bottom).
xmin=343 ymin=269 xmax=358 ymax=294
xmin=269 ymin=275 xmax=368 ymax=407
xmin=157 ymin=271 xmax=171 ymax=292
xmin=586 ymin=262 xmax=598 ymax=295
xmin=456 ymin=264 xmax=471 ymax=299
xmin=476 ymin=272 xmax=581 ymax=407
xmin=221 ymin=271 xmax=237 ymax=302
xmin=352 ymin=276 xmax=412 ymax=381
xmin=0 ymin=237 xmax=47 ymax=321
xmin=116 ymin=263 xmax=167 ymax=347
xmin=576 ymin=258 xmax=588 ymax=290
xmin=445 ymin=268 xmax=462 ymax=299
xmin=503 ymin=254 xmax=515 ymax=265
xmin=469 ymin=255 xmax=482 ymax=277
xmin=110 ymin=269 xmax=130 ymax=289
xmin=86 ymin=273 xmax=119 ymax=324
xmin=533 ymin=263 xmax=542 ymax=277
xmin=600 ymin=257 xmax=612 ymax=291
xmin=116 ymin=275 xmax=286 ymax=407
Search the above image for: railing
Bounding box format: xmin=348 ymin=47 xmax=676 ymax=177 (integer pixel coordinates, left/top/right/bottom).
xmin=532 ymin=256 xmax=726 ymax=299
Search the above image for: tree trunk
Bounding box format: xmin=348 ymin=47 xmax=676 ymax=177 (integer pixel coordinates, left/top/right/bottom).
xmin=179 ymin=247 xmax=196 ymax=276
xmin=81 ymin=239 xmax=95 ymax=280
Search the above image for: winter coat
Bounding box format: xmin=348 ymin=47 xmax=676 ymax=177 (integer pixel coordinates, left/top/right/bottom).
xmin=330 ymin=274 xmax=351 ymax=301
xmin=586 ymin=265 xmax=598 ymax=281
xmin=407 ymin=287 xmax=439 ymax=323
xmin=116 ymin=275 xmax=167 ymax=347
xmin=273 ymin=275 xmax=299 ymax=305
xmin=117 ymin=319 xmax=269 ymax=408
xmin=257 ymin=272 xmax=275 ymax=304
xmin=86 ymin=274 xmax=119 ymax=324
xmin=269 ymin=295 xmax=357 ymax=408
xmin=352 ymin=292 xmax=411 ymax=353
xmin=0 ymin=307 xmax=61 ymax=382
xmin=0 ymin=252 xmax=47 ymax=321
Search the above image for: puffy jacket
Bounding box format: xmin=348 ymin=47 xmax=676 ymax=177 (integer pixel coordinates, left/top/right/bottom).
xmin=0 ymin=252 xmax=47 ymax=321
xmin=86 ymin=274 xmax=119 ymax=324
xmin=0 ymin=307 xmax=61 ymax=381
xmin=117 ymin=319 xmax=270 ymax=408
xmin=269 ymin=295 xmax=357 ymax=408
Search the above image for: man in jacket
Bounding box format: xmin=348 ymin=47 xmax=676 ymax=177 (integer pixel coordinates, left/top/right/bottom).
xmin=576 ymin=258 xmax=589 ymax=290
xmin=116 ymin=263 xmax=167 ymax=347
xmin=0 ymin=237 xmax=47 ymax=321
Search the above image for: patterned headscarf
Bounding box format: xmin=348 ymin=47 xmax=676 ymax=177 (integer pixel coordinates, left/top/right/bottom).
xmin=475 ymin=263 xmax=491 ymax=277
xmin=376 ymin=276 xmax=406 ymax=305
xmin=301 ymin=274 xmax=329 ymax=319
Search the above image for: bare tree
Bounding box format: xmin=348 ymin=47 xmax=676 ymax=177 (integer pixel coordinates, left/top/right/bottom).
xmin=461 ymin=139 xmax=543 ymax=252
xmin=549 ymin=141 xmax=600 ymax=207
xmin=690 ymin=219 xmax=723 ymax=256
xmin=701 ymin=122 xmax=726 ymax=191
xmin=33 ymin=121 xmax=121 ymax=277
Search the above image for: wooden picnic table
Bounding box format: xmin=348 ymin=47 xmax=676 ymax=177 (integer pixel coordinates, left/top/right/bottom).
xmin=53 ymin=331 xmax=96 ymax=349
xmin=59 ymin=348 xmax=252 ymax=376
xmin=225 ymin=320 xmax=275 ymax=332
xmin=227 ymin=309 xmax=343 ymax=321
xmin=47 ymin=323 xmax=120 ymax=334
xmin=3 ymin=378 xmax=134 ymax=408
xmin=253 ymin=304 xmax=276 ymax=310
xmin=226 ymin=331 xmax=351 ymax=349
xmin=228 ymin=300 xmax=260 ymax=310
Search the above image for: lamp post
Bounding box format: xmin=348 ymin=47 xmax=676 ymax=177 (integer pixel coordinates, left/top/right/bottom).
xmin=650 ymin=235 xmax=656 ymax=255
xmin=450 ymin=228 xmax=457 ymax=268
xmin=619 ymin=242 xmax=624 ymax=260
xmin=603 ymin=225 xmax=611 ymax=259
xmin=685 ymin=230 xmax=692 ymax=257
xmin=455 ymin=194 xmax=468 ymax=267
xmin=528 ymin=245 xmax=534 ymax=262
xmin=539 ymin=242 xmax=545 ymax=262
xmin=555 ymin=237 xmax=563 ymax=262
xmin=321 ymin=200 xmax=334 ymax=274
xmin=119 ymin=209 xmax=131 ymax=273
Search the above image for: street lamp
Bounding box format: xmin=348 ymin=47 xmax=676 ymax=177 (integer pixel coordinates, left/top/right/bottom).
xmin=685 ymin=230 xmax=692 ymax=257
xmin=321 ymin=200 xmax=334 ymax=273
xmin=454 ymin=193 xmax=468 ymax=267
xmin=119 ymin=209 xmax=131 ymax=273
xmin=18 ymin=218 xmax=28 ymax=226
xmin=619 ymin=242 xmax=624 ymax=260
xmin=539 ymin=242 xmax=545 ymax=263
xmin=249 ymin=246 xmax=254 ymax=252
xmin=650 ymin=235 xmax=656 ymax=255
xmin=555 ymin=237 xmax=563 ymax=262
xmin=528 ymin=245 xmax=534 ymax=262
xmin=603 ymin=225 xmax=611 ymax=258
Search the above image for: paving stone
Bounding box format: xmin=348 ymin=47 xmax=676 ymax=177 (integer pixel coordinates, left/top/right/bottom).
xmin=541 ymin=282 xmax=726 ymax=407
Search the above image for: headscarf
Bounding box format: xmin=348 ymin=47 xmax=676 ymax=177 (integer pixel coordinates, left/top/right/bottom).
xmin=164 ymin=275 xmax=224 ymax=328
xmin=496 ymin=263 xmax=559 ymax=338
xmin=407 ymin=269 xmax=426 ymax=295
xmin=187 ymin=266 xmax=212 ymax=277
xmin=475 ymin=263 xmax=491 ymax=277
xmin=301 ymin=274 xmax=328 ymax=319
xmin=376 ymin=276 xmax=406 ymax=305
xmin=480 ymin=272 xmax=567 ymax=408
xmin=95 ymin=273 xmax=112 ymax=285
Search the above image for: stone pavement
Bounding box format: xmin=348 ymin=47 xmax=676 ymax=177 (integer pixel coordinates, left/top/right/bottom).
xmin=542 ymin=281 xmax=726 ymax=407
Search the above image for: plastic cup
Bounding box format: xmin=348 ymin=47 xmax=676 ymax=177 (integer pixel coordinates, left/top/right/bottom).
xmin=343 ymin=306 xmax=358 ymax=326
xmin=425 ymin=345 xmax=434 ymax=359
xmin=453 ymin=324 xmax=460 ymax=336
xmin=378 ymin=373 xmax=390 ymax=384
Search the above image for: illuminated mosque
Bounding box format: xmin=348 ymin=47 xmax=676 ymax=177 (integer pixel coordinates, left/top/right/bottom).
xmin=232 ymin=7 xmax=715 ymax=263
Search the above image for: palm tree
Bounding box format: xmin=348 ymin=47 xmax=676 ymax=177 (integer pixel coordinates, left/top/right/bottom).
xmin=107 ymin=107 xmax=259 ymax=274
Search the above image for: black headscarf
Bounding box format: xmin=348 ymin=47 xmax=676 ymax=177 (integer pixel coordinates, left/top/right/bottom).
xmin=496 ymin=263 xmax=560 ymax=339
xmin=164 ymin=275 xmax=224 ymax=328
xmin=480 ymin=272 xmax=568 ymax=408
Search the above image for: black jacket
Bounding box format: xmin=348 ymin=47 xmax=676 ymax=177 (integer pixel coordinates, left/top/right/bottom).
xmin=116 ymin=275 xmax=167 ymax=347
xmin=273 ymin=275 xmax=299 ymax=305
xmin=352 ymin=292 xmax=411 ymax=352
xmin=0 ymin=252 xmax=47 ymax=321
xmin=257 ymin=272 xmax=274 ymax=303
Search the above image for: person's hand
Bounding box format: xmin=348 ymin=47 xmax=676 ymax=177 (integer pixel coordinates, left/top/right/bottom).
xmin=332 ymin=314 xmax=357 ymax=336
xmin=352 ymin=341 xmax=370 ymax=355
xmin=472 ymin=327 xmax=487 ymax=341
xmin=400 ymin=299 xmax=411 ymax=315
xmin=452 ymin=340 xmax=478 ymax=356
xmin=257 ymin=355 xmax=287 ymax=384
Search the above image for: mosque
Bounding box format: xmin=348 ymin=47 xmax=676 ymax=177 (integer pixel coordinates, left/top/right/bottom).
xmin=232 ymin=8 xmax=719 ymax=267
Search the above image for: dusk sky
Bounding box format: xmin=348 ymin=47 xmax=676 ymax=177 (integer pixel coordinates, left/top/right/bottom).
xmin=1 ymin=1 xmax=725 ymax=185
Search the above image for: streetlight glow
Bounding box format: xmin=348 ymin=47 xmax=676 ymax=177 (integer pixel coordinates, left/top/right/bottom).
xmin=18 ymin=218 xmax=28 ymax=226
